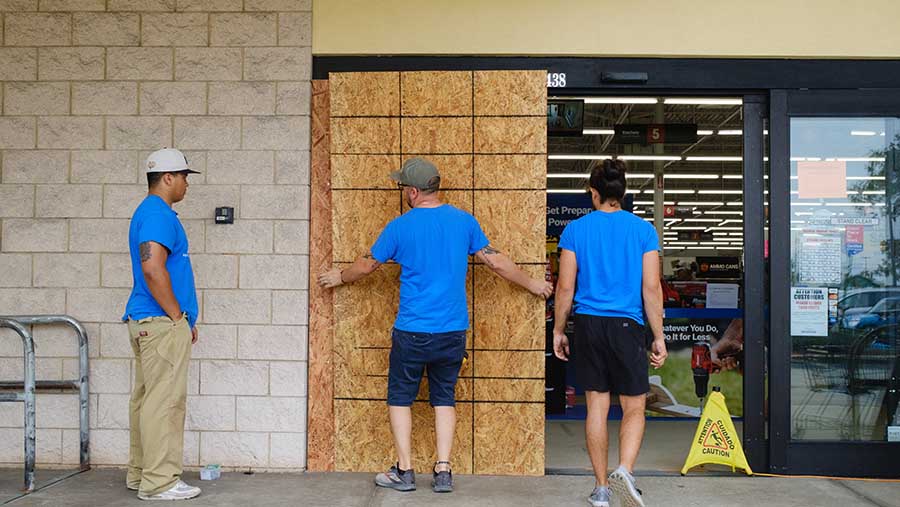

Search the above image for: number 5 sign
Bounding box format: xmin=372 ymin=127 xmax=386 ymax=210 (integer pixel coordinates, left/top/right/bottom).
xmin=648 ymin=125 xmax=665 ymax=143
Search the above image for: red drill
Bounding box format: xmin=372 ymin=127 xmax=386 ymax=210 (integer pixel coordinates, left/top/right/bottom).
xmin=691 ymin=341 xmax=712 ymax=405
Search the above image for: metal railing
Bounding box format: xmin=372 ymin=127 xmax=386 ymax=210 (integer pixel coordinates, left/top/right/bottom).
xmin=0 ymin=315 xmax=90 ymax=493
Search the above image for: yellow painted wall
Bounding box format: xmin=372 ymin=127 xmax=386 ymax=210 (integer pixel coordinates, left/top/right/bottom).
xmin=313 ymin=0 xmax=900 ymax=58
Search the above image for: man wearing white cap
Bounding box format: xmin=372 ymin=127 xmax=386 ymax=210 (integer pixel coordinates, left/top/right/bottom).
xmin=122 ymin=148 xmax=202 ymax=501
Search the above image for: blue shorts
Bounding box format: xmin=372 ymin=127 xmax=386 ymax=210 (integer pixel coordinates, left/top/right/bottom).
xmin=387 ymin=328 xmax=466 ymax=407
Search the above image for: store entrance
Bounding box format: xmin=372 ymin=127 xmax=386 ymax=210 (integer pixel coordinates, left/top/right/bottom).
xmin=544 ymin=95 xmax=751 ymax=473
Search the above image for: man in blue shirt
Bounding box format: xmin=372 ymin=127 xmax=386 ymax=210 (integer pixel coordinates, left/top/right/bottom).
xmin=122 ymin=148 xmax=201 ymax=501
xmin=318 ymin=157 xmax=552 ymax=493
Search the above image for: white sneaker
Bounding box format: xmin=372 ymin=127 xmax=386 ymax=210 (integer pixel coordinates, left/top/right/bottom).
xmin=138 ymin=480 xmax=201 ymax=501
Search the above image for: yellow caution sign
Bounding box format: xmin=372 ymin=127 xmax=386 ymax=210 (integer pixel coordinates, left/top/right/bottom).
xmin=681 ymin=391 xmax=752 ymax=475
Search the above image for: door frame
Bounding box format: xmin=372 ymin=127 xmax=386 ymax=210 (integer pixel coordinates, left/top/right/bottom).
xmin=768 ymin=88 xmax=900 ymax=477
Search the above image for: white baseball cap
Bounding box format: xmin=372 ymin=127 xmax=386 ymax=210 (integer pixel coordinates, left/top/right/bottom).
xmin=145 ymin=148 xmax=201 ymax=174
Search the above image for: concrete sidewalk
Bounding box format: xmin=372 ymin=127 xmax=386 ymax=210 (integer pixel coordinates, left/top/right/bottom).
xmin=1 ymin=468 xmax=898 ymax=506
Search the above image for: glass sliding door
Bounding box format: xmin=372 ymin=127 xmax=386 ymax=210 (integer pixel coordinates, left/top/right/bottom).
xmin=770 ymin=90 xmax=900 ymax=477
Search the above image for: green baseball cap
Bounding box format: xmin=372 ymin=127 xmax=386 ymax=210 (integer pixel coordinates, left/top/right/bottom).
xmin=390 ymin=157 xmax=441 ymax=190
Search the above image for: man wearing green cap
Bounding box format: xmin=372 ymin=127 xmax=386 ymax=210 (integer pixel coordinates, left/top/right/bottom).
xmin=318 ymin=157 xmax=552 ymax=494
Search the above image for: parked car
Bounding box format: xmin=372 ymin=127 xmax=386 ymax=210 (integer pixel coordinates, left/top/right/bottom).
xmin=837 ymin=288 xmax=900 ymax=320
xmin=841 ymin=296 xmax=900 ymax=329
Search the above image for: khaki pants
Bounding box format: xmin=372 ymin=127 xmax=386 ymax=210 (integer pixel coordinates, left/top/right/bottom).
xmin=126 ymin=315 xmax=192 ymax=496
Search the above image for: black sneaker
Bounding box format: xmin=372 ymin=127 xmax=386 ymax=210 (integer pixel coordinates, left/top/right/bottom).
xmin=375 ymin=464 xmax=416 ymax=492
xmin=431 ymin=461 xmax=453 ymax=493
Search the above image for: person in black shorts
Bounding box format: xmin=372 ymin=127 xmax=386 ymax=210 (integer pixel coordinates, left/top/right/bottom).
xmin=552 ymin=159 xmax=667 ymax=507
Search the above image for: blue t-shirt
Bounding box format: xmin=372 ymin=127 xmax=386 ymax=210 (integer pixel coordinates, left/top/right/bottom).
xmin=558 ymin=210 xmax=659 ymax=325
xmin=371 ymin=204 xmax=489 ymax=333
xmin=123 ymin=195 xmax=199 ymax=328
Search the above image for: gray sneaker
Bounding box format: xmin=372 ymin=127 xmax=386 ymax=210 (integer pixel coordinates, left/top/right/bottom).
xmin=608 ymin=466 xmax=644 ymax=507
xmin=432 ymin=461 xmax=452 ymax=493
xmin=374 ymin=464 xmax=416 ymax=492
xmin=588 ymin=485 xmax=610 ymax=507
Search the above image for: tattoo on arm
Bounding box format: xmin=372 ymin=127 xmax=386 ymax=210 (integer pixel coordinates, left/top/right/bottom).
xmin=480 ymin=245 xmax=500 ymax=269
xmin=139 ymin=242 xmax=152 ymax=262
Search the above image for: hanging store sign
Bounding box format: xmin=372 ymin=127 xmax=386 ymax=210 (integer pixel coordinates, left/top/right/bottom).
xmin=696 ymin=257 xmax=741 ymax=278
xmin=615 ymin=124 xmax=697 ymax=145
xmin=678 ymin=231 xmax=715 ymax=241
xmin=665 ymin=205 xmax=694 ymax=218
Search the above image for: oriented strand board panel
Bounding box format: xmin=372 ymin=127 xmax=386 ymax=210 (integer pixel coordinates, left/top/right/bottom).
xmin=331 ymin=117 xmax=400 ymax=154
xmin=307 ymin=79 xmax=334 ymax=471
xmin=333 ymin=264 xmax=399 ymax=399
xmin=335 ymin=400 xmax=473 ymax=473
xmin=475 ymin=190 xmax=546 ymax=263
xmin=474 ymin=70 xmax=547 ymax=116
xmin=473 ymin=350 xmax=544 ymax=379
xmin=401 ymin=71 xmax=473 ymax=116
xmin=402 ymin=117 xmax=472 ymax=154
xmin=333 ymin=263 xmax=399 ymax=348
xmin=473 ymin=378 xmax=544 ymax=402
xmin=403 ymin=154 xmax=473 ymax=190
xmin=474 ymin=116 xmax=546 ymax=154
xmin=474 ymin=403 xmax=544 ymax=475
xmin=331 ymin=154 xmax=400 ymax=189
xmin=473 ymin=264 xmax=544 ymax=350
xmin=331 ymin=189 xmax=399 ymax=262
xmin=330 ymin=71 xmax=400 ymax=117
xmin=474 ymin=154 xmax=545 ymax=190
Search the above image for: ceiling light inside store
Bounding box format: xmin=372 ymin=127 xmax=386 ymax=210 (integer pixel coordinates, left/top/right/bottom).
xmin=626 ymin=173 xmax=653 ymax=179
xmin=618 ymin=155 xmax=682 ymax=161
xmin=685 ymin=156 xmax=742 ymax=162
xmin=824 ymin=202 xmax=874 ymax=207
xmin=717 ymin=130 xmax=743 ymax=136
xmin=664 ymin=174 xmax=720 ymax=179
xmin=644 ymin=189 xmax=697 ymax=194
xmin=583 ymin=97 xmax=659 ymax=104
xmin=677 ymin=201 xmax=726 ymax=206
xmin=663 ymin=98 xmax=742 ymax=105
xmin=697 ymin=130 xmax=715 ymax=136
xmin=582 ymin=129 xmax=616 ymax=135
xmin=850 ymin=131 xmax=877 ymax=136
xmin=548 ymin=154 xmax=612 ymax=160
xmin=680 ymin=218 xmax=722 ymax=223
xmin=547 ymin=173 xmax=589 ymax=178
xmin=698 ymin=190 xmax=743 ymax=194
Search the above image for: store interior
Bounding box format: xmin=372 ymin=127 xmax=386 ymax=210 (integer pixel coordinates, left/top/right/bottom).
xmin=543 ymin=96 xmax=748 ymax=473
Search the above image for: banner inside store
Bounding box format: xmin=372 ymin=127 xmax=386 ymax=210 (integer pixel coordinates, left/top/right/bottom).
xmin=546 ymin=193 xmax=744 ymax=418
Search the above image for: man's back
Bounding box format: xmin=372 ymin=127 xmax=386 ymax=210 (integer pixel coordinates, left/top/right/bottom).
xmin=371 ymin=204 xmax=488 ymax=333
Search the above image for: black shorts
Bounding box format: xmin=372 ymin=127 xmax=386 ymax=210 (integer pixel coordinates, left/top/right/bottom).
xmin=572 ymin=314 xmax=650 ymax=396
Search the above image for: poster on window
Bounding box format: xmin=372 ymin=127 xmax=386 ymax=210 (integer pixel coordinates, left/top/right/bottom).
xmin=799 ymin=233 xmax=842 ymax=285
xmin=791 ymin=287 xmax=828 ymax=337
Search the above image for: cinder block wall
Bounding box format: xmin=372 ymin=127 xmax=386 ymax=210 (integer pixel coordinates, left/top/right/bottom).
xmin=313 ymin=70 xmax=547 ymax=475
xmin=0 ymin=0 xmax=311 ymax=470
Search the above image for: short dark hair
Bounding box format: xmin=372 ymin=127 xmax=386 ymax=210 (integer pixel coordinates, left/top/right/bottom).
xmin=147 ymin=171 xmax=187 ymax=189
xmin=147 ymin=172 xmax=165 ymax=188
xmin=589 ymin=159 xmax=627 ymax=204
